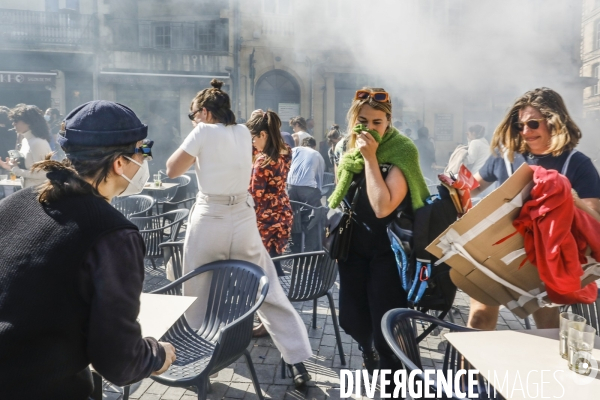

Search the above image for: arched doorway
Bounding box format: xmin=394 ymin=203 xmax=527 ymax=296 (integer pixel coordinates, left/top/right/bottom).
xmin=255 ymin=70 xmax=300 ymax=131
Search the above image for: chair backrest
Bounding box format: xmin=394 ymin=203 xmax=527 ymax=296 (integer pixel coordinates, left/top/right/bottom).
xmin=323 ymin=172 xmax=335 ymax=186
xmin=131 ymin=210 xmax=189 ymax=257
xmin=289 ymin=200 xmax=327 ymax=234
xmin=112 ymin=195 xmax=155 ymax=218
xmin=159 ymin=241 xmax=184 ymax=282
xmin=382 ymin=309 xmax=493 ymax=400
xmin=571 ymin=289 xmax=600 ymax=334
xmin=152 ymin=183 xmax=180 ymax=204
xmin=163 ymin=175 xmax=192 ymax=203
xmin=272 ymin=250 xmax=338 ymax=301
xmin=152 ymin=259 xmax=269 ymax=340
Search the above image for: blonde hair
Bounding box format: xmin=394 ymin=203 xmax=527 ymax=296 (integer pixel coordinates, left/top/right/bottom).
xmin=490 ymin=87 xmax=581 ymax=162
xmin=345 ymin=87 xmax=392 ymax=151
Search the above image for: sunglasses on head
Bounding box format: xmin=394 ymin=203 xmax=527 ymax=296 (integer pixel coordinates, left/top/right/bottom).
xmin=133 ymin=139 xmax=153 ymax=160
xmin=355 ymin=90 xmax=390 ymax=103
xmin=514 ymin=118 xmax=545 ymax=131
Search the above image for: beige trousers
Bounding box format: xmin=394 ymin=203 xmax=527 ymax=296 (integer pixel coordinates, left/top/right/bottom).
xmin=182 ymin=194 xmax=312 ymax=365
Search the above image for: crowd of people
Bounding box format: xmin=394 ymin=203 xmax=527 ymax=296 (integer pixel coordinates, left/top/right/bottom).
xmin=0 ymin=81 xmax=599 ymax=398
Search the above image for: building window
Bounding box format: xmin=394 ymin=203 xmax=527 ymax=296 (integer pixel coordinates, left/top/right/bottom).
xmin=65 ymin=0 xmax=80 ymax=11
xmin=263 ymin=0 xmax=291 ymax=14
xmin=45 ymin=0 xmax=59 ymax=12
xmin=154 ymin=24 xmax=171 ymax=49
xmin=594 ymin=64 xmax=600 ymax=96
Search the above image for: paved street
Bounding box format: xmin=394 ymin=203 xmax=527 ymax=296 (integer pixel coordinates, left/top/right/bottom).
xmin=97 ymin=262 xmax=533 ymax=400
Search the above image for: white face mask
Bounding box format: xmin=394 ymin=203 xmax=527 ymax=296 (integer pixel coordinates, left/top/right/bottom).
xmin=44 ymin=115 xmax=51 ymax=122
xmin=118 ymin=156 xmax=150 ymax=197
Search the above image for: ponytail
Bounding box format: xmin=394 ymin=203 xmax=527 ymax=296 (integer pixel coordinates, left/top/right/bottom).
xmin=246 ymin=110 xmax=287 ymax=167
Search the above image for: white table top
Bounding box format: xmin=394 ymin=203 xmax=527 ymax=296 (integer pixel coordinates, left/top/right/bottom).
xmin=0 ymin=179 xmax=22 ymax=187
xmin=444 ymin=329 xmax=600 ymax=399
xmin=142 ymin=182 xmax=178 ymax=191
xmin=138 ymin=293 xmax=196 ymax=340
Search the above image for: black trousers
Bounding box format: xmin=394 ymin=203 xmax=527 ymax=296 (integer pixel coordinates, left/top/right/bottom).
xmin=337 ymin=228 xmax=407 ymax=370
xmin=269 ymin=248 xmax=285 ymax=277
xmin=288 ymin=185 xmax=322 ymax=253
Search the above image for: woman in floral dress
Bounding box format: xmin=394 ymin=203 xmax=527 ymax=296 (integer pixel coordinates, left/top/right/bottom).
xmin=247 ymin=110 xmax=293 ymax=277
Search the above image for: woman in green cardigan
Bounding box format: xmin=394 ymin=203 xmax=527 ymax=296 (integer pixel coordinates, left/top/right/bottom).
xmin=330 ymin=88 xmax=429 ymax=376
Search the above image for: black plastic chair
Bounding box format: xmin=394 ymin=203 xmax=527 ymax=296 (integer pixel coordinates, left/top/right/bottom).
xmin=162 ymin=197 xmax=196 ymax=215
xmin=382 ymin=308 xmax=500 ymax=400
xmin=570 ymin=288 xmax=600 ymax=333
xmin=130 ymin=209 xmax=189 ymax=268
xmin=272 ymin=250 xmax=346 ymax=377
xmin=112 ymin=195 xmax=155 ymax=218
xmin=321 ymin=172 xmax=336 ymax=198
xmin=150 ymin=260 xmax=269 ymax=400
xmin=289 ymin=200 xmax=327 ymax=253
xmin=159 ymin=241 xmax=185 ymax=283
xmin=156 ymin=175 xmax=191 ymax=214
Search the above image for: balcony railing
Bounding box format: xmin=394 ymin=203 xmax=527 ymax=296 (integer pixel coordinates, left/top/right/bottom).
xmin=0 ymin=9 xmax=96 ymax=47
xmin=262 ymin=16 xmax=294 ymax=37
xmin=109 ymin=18 xmax=229 ymax=53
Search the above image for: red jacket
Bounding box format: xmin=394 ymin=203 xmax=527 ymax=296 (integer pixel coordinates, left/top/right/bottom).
xmin=513 ymin=166 xmax=598 ymax=304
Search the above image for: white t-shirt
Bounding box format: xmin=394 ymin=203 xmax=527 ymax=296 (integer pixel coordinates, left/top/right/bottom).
xmin=295 ymin=131 xmax=313 ymax=145
xmin=12 ymin=130 xmax=52 ymax=188
xmin=466 ymin=137 xmax=490 ymax=175
xmin=180 ymin=122 xmax=252 ymax=195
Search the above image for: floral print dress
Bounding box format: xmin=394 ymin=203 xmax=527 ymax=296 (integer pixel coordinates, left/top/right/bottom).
xmin=249 ymin=147 xmax=293 ymax=255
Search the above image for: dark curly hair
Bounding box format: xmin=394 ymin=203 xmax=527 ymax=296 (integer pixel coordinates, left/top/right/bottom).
xmin=9 ymin=105 xmax=51 ymax=142
xmin=190 ymin=79 xmax=236 ymax=126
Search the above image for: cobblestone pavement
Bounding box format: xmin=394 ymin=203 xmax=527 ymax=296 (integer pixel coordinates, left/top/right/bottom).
xmin=96 ymin=257 xmax=534 ymax=400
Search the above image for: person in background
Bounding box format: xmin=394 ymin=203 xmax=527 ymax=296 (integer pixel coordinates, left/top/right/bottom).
xmin=469 ymin=87 xmax=600 ymax=331
xmin=247 ymin=109 xmax=293 ymax=275
xmin=0 ymin=105 xmax=52 ymax=188
xmin=404 ymin=128 xmax=413 ymax=138
xmin=0 ymin=106 xmax=12 ymax=160
xmin=288 ymin=137 xmax=325 ymax=252
xmin=465 ymin=124 xmax=489 ymax=175
xmin=281 ymin=130 xmax=295 ymax=149
xmin=289 ymin=116 xmax=313 ymax=147
xmin=167 ymin=80 xmax=313 ymax=388
xmin=247 ymin=110 xmax=293 ymax=338
xmin=414 ymin=126 xmax=436 ymax=180
xmin=0 ymin=100 xmax=175 ymax=398
xmin=327 ymin=124 xmax=342 ymax=168
xmin=306 ymin=117 xmax=315 ymax=135
xmin=44 ymin=107 xmax=61 ymax=152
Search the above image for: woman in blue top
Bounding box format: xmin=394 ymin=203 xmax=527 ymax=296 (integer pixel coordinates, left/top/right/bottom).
xmin=470 ymin=87 xmax=600 ymax=331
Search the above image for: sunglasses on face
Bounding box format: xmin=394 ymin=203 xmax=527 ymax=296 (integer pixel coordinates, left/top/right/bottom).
xmin=354 ymin=90 xmax=390 ymax=103
xmin=188 ymin=109 xmax=201 ymax=121
xmin=133 ymin=139 xmax=153 ymax=160
xmin=514 ymin=118 xmax=545 ymax=131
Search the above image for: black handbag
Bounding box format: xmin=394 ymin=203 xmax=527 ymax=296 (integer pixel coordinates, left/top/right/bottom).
xmin=323 ymin=178 xmax=362 ymax=261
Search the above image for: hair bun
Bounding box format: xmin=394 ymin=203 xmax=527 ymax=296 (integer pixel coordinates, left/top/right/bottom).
xmin=332 ymin=124 xmax=340 ymax=130
xmin=210 ymin=79 xmax=224 ymax=90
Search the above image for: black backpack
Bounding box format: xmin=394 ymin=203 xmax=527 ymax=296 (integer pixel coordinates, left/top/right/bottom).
xmin=387 ymin=185 xmax=458 ymax=318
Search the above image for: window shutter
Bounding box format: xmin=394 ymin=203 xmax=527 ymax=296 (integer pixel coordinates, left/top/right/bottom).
xmin=139 ymin=21 xmax=151 ymax=48
xmin=171 ymin=22 xmax=182 ymax=49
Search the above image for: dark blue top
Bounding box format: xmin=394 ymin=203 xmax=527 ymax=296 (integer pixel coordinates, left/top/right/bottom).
xmin=479 ymin=149 xmax=600 ymax=199
xmin=280 ymin=131 xmax=295 ymax=149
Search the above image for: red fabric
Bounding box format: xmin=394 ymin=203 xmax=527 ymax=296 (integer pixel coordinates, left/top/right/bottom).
xmin=512 ymin=166 xmax=598 ymax=304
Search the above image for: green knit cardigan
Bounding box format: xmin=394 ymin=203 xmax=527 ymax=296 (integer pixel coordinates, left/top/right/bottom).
xmin=328 ymin=125 xmax=430 ymax=211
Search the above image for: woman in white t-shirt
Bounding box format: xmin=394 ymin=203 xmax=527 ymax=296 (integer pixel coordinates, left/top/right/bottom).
xmin=0 ymin=105 xmax=52 ymax=188
xmin=166 ymin=80 xmax=313 ymax=388
xmin=465 ymin=124 xmax=489 ymax=175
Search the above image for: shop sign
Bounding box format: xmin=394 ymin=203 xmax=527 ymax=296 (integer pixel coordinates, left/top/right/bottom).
xmin=0 ymin=72 xmax=56 ymax=85
xmin=434 ymin=113 xmax=454 ymax=141
xmin=278 ymin=103 xmax=300 ymax=125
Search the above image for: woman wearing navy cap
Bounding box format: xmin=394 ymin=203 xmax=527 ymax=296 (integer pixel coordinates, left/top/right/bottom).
xmin=0 ymin=100 xmax=175 ymax=399
xmin=166 ymin=79 xmax=313 ymax=389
